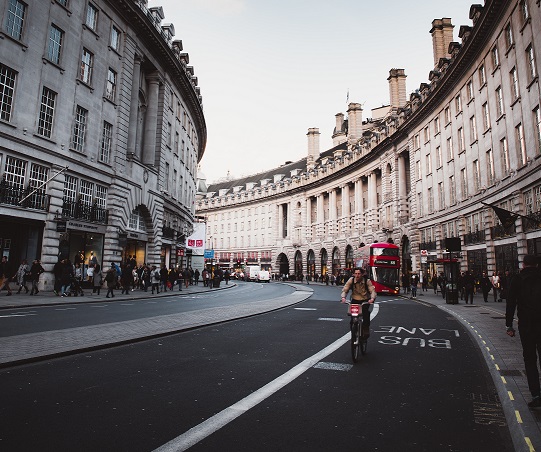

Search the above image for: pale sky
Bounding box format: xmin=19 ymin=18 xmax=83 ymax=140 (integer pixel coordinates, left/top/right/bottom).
xmin=153 ymin=0 xmax=474 ymax=184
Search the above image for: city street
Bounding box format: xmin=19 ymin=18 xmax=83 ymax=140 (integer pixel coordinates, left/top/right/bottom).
xmin=0 ymin=283 xmax=521 ymax=451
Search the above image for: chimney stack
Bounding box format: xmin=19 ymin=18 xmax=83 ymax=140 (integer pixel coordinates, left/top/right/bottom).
xmin=430 ymin=18 xmax=454 ymax=67
xmin=347 ymin=103 xmax=363 ymax=143
xmin=307 ymin=128 xmax=320 ymax=171
xmin=388 ymin=69 xmax=407 ymax=110
xmin=332 ymin=113 xmax=347 ymax=146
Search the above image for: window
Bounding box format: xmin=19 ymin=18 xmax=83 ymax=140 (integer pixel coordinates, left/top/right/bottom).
xmin=4 ymin=156 xmax=26 ymax=190
xmin=447 ymin=137 xmax=454 ymax=161
xmin=510 ymin=67 xmax=519 ymax=100
xmin=427 ymin=188 xmax=434 ymax=213
xmin=491 ymin=45 xmax=500 ymax=69
xmin=100 ymin=121 xmax=113 ymax=163
xmin=71 ymin=105 xmax=87 ymax=152
xmin=37 ymin=87 xmax=56 ymax=138
xmin=534 ymin=106 xmax=541 ymax=155
xmin=110 ymin=25 xmax=120 ymax=51
xmin=449 ymin=176 xmax=456 ymax=205
xmin=80 ymin=180 xmax=93 ymax=205
xmin=129 ymin=209 xmax=146 ymax=231
xmin=425 ymin=153 xmax=432 ymax=174
xmin=80 ymin=48 xmax=93 ymax=84
xmin=95 ymin=184 xmax=107 ymax=210
xmin=458 ymin=127 xmax=465 ymax=153
xmin=526 ymin=45 xmax=537 ymax=81
xmin=0 ymin=64 xmax=17 ymax=122
xmin=174 ymin=131 xmax=179 ymax=154
xmin=4 ymin=0 xmax=26 ymax=40
xmin=165 ymin=162 xmax=170 ymax=192
xmin=444 ymin=106 xmax=451 ymax=124
xmin=470 ymin=116 xmax=477 ymax=142
xmin=461 ymin=168 xmax=468 ymax=199
xmin=47 ymin=24 xmax=63 ymax=65
xmin=416 ymin=160 xmax=421 ymax=179
xmin=438 ymin=182 xmax=445 ymax=209
xmin=455 ymin=94 xmax=462 ymax=113
xmin=516 ymin=123 xmax=526 ymax=165
xmin=436 ymin=146 xmax=442 ymax=168
xmin=56 ymin=0 xmax=68 ymax=6
xmin=418 ymin=193 xmax=423 ymax=217
xmin=479 ymin=65 xmax=486 ymax=86
xmin=487 ymin=149 xmax=495 ymax=186
xmin=63 ymin=175 xmax=77 ymax=205
xmin=105 ymin=68 xmax=117 ymax=101
xmin=467 ymin=80 xmax=474 ymax=102
xmin=434 ymin=116 xmax=440 ymax=134
xmin=414 ymin=134 xmax=420 ymax=149
xmin=28 ymin=163 xmax=49 ymax=205
xmin=496 ymin=87 xmax=504 ymax=117
xmin=501 ymin=137 xmax=510 ymax=173
xmin=167 ymin=122 xmax=172 ymax=147
xmin=505 ymin=23 xmax=514 ymax=49
xmin=86 ymin=3 xmax=98 ymax=30
xmin=482 ymin=103 xmax=490 ymax=131
xmin=424 ymin=126 xmax=430 ymax=143
xmin=473 ymin=160 xmax=480 ymax=192
xmin=520 ymin=0 xmax=530 ymax=22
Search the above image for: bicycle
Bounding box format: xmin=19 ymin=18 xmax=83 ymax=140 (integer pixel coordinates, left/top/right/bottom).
xmin=346 ymin=301 xmax=370 ymax=362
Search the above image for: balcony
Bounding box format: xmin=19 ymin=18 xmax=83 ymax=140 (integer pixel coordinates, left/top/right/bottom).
xmin=62 ymin=198 xmax=108 ymax=224
xmin=0 ymin=184 xmax=51 ymax=211
xmin=491 ymin=223 xmax=516 ymax=240
xmin=463 ymin=230 xmax=486 ymax=245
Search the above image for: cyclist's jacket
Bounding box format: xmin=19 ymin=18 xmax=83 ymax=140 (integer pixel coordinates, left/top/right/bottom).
xmin=341 ymin=276 xmax=377 ymax=301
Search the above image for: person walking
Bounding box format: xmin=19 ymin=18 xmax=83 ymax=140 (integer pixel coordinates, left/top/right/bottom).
xmin=92 ymin=263 xmax=102 ymax=295
xmin=194 ymin=268 xmax=200 ymax=285
xmin=29 ymin=259 xmax=44 ymax=296
xmin=410 ymin=272 xmax=419 ymax=299
xmin=53 ymin=258 xmax=63 ymax=296
xmin=431 ymin=272 xmax=438 ymax=294
xmin=506 ymin=255 xmax=541 ymax=408
xmin=479 ymin=271 xmax=492 ymax=303
xmin=105 ymin=264 xmax=117 ymax=298
xmin=491 ymin=271 xmax=500 ymax=302
xmin=60 ymin=259 xmax=74 ymax=297
xmin=0 ymin=255 xmax=13 ymax=296
xmin=120 ymin=263 xmax=132 ymax=295
xmin=15 ymin=259 xmax=30 ymax=294
xmin=463 ymin=270 xmax=475 ymax=304
xmin=151 ymin=265 xmax=160 ymax=294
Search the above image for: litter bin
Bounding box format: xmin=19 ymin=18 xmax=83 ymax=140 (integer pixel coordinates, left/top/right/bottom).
xmin=212 ymin=277 xmax=221 ymax=288
xmin=445 ymin=283 xmax=458 ymax=304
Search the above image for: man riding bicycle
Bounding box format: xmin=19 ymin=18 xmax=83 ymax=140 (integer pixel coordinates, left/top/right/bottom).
xmin=341 ymin=267 xmax=377 ymax=337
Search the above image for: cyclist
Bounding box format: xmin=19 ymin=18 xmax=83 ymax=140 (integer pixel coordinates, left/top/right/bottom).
xmin=341 ymin=267 xmax=376 ymax=337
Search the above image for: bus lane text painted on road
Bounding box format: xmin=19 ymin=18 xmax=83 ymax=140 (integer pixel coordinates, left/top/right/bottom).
xmin=375 ymin=326 xmax=461 ymax=349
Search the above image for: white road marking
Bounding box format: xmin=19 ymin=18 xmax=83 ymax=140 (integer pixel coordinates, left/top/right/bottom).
xmin=154 ymin=303 xmax=380 ymax=452
xmin=318 ymin=318 xmax=343 ymax=322
xmin=294 ymin=307 xmax=317 ymax=311
xmin=55 ymin=308 xmax=77 ymax=311
xmin=0 ymin=313 xmax=37 ymax=318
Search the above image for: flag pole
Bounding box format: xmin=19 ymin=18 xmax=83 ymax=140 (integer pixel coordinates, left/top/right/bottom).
xmin=18 ymin=165 xmax=69 ymax=205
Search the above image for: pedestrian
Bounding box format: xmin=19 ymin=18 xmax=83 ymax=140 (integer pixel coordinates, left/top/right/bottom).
xmin=143 ymin=265 xmax=151 ymax=292
xmin=183 ymin=267 xmax=190 ymax=289
xmin=120 ymin=263 xmax=132 ymax=295
xmin=463 ymin=270 xmax=475 ymax=304
xmin=506 ymin=255 xmax=541 ymax=408
xmin=402 ymin=273 xmax=410 ymax=294
xmin=194 ymin=268 xmax=200 ymax=285
xmin=53 ymin=258 xmax=63 ymax=295
xmin=15 ymin=259 xmax=30 ymax=294
xmin=104 ymin=264 xmax=116 ymax=298
xmin=29 ymin=259 xmax=44 ymax=295
xmin=432 ymin=272 xmax=438 ymax=294
xmin=491 ymin=271 xmax=500 ymax=302
xmin=60 ymin=259 xmax=74 ymax=297
xmin=410 ymin=273 xmax=418 ymax=298
xmin=437 ymin=272 xmax=447 ymax=299
xmin=92 ymin=263 xmax=102 ymax=295
xmin=0 ymin=255 xmax=13 ymax=296
xmin=224 ymin=269 xmax=230 ymax=285
xmin=151 ymin=265 xmax=160 ymax=294
xmin=480 ymin=271 xmax=492 ymax=303
xmin=159 ymin=265 xmax=168 ymax=292
xmin=500 ymin=270 xmax=511 ymax=302
xmin=458 ymin=271 xmax=465 ymax=300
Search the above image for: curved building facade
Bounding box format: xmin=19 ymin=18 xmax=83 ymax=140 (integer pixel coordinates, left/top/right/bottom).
xmin=197 ymin=0 xmax=540 ymax=279
xmin=0 ymin=0 xmax=206 ymax=287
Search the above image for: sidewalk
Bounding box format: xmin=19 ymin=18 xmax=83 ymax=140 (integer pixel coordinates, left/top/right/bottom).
xmin=411 ymin=288 xmax=541 ymax=452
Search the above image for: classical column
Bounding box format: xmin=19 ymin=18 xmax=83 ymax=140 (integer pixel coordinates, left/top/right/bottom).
xmin=127 ymin=55 xmax=142 ymax=158
xmin=317 ymin=194 xmax=324 ymax=237
xmin=305 ymin=197 xmax=312 ymax=242
xmin=142 ymin=74 xmax=160 ymax=165
xmin=278 ymin=204 xmax=284 ymax=239
xmin=341 ymin=184 xmax=350 ymax=234
xmin=354 ymin=179 xmax=362 ymax=231
xmin=398 ymin=154 xmax=408 ymax=221
xmin=329 ymin=189 xmax=337 ymax=235
xmin=368 ymin=172 xmax=377 ymax=230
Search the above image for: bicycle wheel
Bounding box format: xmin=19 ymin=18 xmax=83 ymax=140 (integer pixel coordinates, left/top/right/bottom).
xmin=351 ymin=321 xmax=361 ymax=362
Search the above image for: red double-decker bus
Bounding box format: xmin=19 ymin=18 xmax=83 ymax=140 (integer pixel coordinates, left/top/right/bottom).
xmin=355 ymin=242 xmax=400 ymax=294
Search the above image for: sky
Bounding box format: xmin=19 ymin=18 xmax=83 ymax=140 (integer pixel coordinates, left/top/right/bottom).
xmin=152 ymin=0 xmax=474 ymax=184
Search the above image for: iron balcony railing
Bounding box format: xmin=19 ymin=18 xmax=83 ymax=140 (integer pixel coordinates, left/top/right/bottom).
xmin=491 ymin=223 xmax=516 ymax=239
xmin=162 ymin=226 xmax=176 ymax=240
xmin=463 ymin=230 xmax=486 ymax=245
xmin=0 ymin=184 xmax=50 ymax=211
xmin=62 ymin=198 xmax=108 ymax=224
xmin=523 ymin=210 xmax=541 ymax=232
xmin=419 ymin=240 xmax=437 ymax=250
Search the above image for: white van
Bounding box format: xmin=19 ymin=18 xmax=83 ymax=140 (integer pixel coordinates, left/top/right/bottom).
xmin=257 ymin=270 xmax=270 ymax=282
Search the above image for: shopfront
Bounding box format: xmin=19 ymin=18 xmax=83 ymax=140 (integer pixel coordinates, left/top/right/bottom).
xmin=121 ymin=231 xmax=147 ymax=267
xmin=0 ymin=215 xmax=44 ymax=264
xmin=58 ymin=220 xmax=105 ymax=279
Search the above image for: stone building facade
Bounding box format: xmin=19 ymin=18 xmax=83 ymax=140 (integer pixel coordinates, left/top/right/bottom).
xmin=0 ymin=0 xmax=206 ymax=287
xmin=198 ymin=0 xmax=541 ymax=279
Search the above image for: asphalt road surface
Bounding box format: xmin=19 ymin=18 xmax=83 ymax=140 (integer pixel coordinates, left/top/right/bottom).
xmin=1 ymin=284 xmax=513 ymax=452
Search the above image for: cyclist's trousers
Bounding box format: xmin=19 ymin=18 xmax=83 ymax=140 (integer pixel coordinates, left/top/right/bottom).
xmin=350 ymin=300 xmax=371 ymax=328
